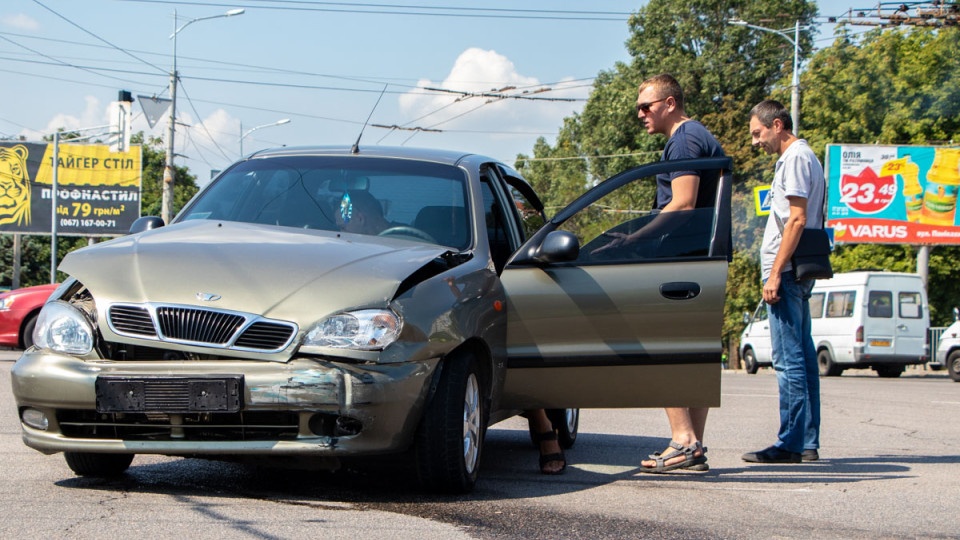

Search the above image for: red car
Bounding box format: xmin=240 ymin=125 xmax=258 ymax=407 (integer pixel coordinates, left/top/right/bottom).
xmin=0 ymin=284 xmax=58 ymax=349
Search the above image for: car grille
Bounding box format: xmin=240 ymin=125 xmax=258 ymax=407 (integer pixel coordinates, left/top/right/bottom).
xmin=57 ymin=410 xmax=300 ymax=441
xmin=107 ymin=304 xmax=297 ymax=352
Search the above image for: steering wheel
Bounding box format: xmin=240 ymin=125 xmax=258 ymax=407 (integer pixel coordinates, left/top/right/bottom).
xmin=377 ymin=226 xmax=437 ymax=243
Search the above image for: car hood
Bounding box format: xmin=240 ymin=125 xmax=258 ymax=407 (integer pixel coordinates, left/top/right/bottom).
xmin=60 ymin=220 xmax=451 ymax=322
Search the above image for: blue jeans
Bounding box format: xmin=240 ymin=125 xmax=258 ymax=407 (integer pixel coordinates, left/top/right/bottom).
xmin=766 ymin=271 xmax=820 ymax=453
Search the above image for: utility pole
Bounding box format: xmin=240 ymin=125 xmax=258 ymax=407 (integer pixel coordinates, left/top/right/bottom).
xmin=161 ymin=8 xmax=244 ymax=225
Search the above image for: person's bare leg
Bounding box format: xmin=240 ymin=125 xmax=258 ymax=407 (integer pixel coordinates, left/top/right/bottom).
xmin=640 ymin=407 xmax=704 ymax=469
xmin=526 ymin=409 xmax=564 ymax=474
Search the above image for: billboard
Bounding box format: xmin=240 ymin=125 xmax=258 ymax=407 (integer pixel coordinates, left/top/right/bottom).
xmin=826 ymin=144 xmax=960 ymax=245
xmin=0 ymin=142 xmax=142 ymax=236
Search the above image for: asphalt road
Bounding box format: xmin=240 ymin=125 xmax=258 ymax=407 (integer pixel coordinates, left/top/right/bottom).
xmin=2 ymin=349 xmax=958 ymax=539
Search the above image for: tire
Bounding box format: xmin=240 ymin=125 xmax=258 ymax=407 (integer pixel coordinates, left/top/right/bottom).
xmin=413 ymin=354 xmax=484 ymax=494
xmin=875 ymin=365 xmax=904 ymax=378
xmin=743 ymin=348 xmax=759 ymax=374
xmin=818 ymin=349 xmax=842 ymax=377
xmin=20 ymin=313 xmax=38 ymax=350
xmin=64 ymin=452 xmax=133 ymax=477
xmin=948 ymin=351 xmax=960 ymax=382
xmin=546 ymin=408 xmax=579 ymax=449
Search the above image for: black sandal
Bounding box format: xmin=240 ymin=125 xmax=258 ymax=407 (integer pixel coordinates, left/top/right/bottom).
xmin=533 ymin=430 xmax=566 ymax=475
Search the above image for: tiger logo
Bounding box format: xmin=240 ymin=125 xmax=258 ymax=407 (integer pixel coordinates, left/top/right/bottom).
xmin=0 ymin=145 xmax=31 ymax=226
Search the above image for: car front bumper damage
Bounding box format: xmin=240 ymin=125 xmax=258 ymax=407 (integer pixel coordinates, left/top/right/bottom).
xmin=12 ymin=351 xmax=437 ymax=457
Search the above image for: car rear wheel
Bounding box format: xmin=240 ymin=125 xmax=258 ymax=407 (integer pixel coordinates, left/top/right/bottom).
xmin=743 ymin=348 xmax=759 ymax=374
xmin=948 ymin=351 xmax=960 ymax=382
xmin=818 ymin=349 xmax=842 ymax=377
xmin=534 ymin=408 xmax=579 ymax=449
xmin=414 ymin=353 xmax=484 ymax=493
xmin=20 ymin=312 xmax=38 ymax=349
xmin=64 ymin=452 xmax=134 ymax=477
xmin=875 ymin=365 xmax=904 ymax=378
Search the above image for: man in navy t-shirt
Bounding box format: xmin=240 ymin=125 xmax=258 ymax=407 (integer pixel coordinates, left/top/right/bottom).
xmin=634 ymin=73 xmax=725 ymax=473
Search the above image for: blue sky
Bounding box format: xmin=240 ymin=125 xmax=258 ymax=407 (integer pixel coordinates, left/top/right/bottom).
xmin=2 ymin=1 xmax=872 ymax=185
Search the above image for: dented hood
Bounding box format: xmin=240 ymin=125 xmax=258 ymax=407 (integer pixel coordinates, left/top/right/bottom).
xmin=60 ymin=220 xmax=450 ymax=323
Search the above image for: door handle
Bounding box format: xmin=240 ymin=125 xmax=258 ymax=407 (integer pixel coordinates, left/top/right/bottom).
xmin=897 ymin=324 xmax=908 ymax=331
xmin=660 ymin=281 xmax=701 ymax=300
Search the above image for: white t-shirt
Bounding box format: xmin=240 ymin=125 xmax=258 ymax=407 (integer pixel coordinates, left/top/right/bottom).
xmin=760 ymin=139 xmax=825 ymax=281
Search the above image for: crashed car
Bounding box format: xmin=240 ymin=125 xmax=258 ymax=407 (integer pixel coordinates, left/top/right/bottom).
xmin=11 ymin=146 xmax=732 ymax=493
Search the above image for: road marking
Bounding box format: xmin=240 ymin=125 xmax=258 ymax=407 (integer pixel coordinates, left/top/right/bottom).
xmin=573 ymin=464 xmax=636 ymax=475
xmin=931 ymin=401 xmax=960 ymax=405
xmin=722 ymin=393 xmax=779 ymax=398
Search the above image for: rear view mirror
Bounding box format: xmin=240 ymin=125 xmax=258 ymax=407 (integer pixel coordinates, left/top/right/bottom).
xmin=954 ymin=307 xmax=959 ymax=321
xmin=532 ymin=231 xmax=580 ymax=264
xmin=129 ymin=216 xmax=165 ymax=234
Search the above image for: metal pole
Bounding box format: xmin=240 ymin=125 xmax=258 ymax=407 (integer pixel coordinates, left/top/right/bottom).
xmin=791 ymin=20 xmax=800 ymax=136
xmin=50 ymin=131 xmax=59 ymax=284
xmin=161 ymin=9 xmax=177 ymax=225
xmin=12 ymin=233 xmax=21 ymax=289
xmin=917 ymin=245 xmax=930 ymax=290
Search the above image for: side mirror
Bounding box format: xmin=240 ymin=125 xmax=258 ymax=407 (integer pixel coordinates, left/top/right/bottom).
xmin=954 ymin=307 xmax=959 ymax=321
xmin=129 ymin=216 xmax=165 ymax=234
xmin=532 ymin=230 xmax=580 ymax=264
xmin=742 ymin=311 xmax=751 ymax=325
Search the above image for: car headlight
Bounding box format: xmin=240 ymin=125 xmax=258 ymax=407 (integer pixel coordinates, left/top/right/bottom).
xmin=33 ymin=301 xmax=94 ymax=355
xmin=303 ymin=309 xmax=401 ymax=351
xmin=0 ymin=295 xmax=14 ymax=310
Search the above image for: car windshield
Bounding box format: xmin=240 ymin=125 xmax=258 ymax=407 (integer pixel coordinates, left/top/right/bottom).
xmin=179 ymin=155 xmax=471 ymax=249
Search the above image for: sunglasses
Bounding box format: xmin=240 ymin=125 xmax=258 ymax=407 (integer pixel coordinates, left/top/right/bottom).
xmin=636 ymin=97 xmax=667 ymax=114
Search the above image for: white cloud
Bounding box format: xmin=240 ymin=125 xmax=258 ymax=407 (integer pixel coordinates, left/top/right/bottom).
xmin=393 ymin=48 xmax=589 ymax=154
xmin=2 ymin=14 xmax=39 ymax=31
xmin=19 ymin=96 xmax=102 ymax=140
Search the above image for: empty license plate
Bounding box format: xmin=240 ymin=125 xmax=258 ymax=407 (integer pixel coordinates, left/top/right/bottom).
xmin=96 ymin=375 xmax=243 ymax=413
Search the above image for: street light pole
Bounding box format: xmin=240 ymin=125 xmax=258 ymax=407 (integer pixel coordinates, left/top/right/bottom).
xmin=162 ymin=8 xmax=244 ymax=225
xmin=240 ymin=119 xmax=291 ymax=156
xmin=730 ymin=19 xmax=803 ymax=136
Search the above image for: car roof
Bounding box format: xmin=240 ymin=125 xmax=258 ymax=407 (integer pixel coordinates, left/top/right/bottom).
xmin=247 ymin=145 xmax=487 ymax=166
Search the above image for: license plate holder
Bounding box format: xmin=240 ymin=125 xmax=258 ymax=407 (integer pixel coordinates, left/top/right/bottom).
xmin=96 ymin=375 xmax=243 ymax=413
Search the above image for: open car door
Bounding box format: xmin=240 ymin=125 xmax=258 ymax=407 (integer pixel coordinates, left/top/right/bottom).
xmin=499 ymin=157 xmax=732 ymax=409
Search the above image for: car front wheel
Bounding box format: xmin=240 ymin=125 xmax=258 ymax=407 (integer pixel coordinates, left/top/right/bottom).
xmin=948 ymin=351 xmax=960 ymax=382
xmin=64 ymin=452 xmax=134 ymax=477
xmin=414 ymin=353 xmax=484 ymax=493
xmin=743 ymin=348 xmax=759 ymax=374
xmin=20 ymin=313 xmax=38 ymax=349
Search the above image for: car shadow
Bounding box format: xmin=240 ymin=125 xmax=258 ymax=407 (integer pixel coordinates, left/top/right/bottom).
xmin=52 ymin=428 xmax=957 ymax=504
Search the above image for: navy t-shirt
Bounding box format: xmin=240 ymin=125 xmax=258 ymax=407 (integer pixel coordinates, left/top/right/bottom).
xmin=655 ymin=120 xmax=725 ymax=210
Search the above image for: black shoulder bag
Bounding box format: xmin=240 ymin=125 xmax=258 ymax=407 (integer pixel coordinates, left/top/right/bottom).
xmin=776 ymin=181 xmax=833 ymax=281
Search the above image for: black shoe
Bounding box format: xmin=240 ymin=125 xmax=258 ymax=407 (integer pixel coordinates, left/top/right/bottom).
xmin=801 ymin=449 xmax=819 ymax=461
xmin=741 ymin=445 xmax=802 ymax=463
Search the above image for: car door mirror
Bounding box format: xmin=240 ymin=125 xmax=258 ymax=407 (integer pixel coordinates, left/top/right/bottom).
xmin=742 ymin=311 xmax=751 ymax=325
xmin=532 ymin=230 xmax=579 ymax=263
xmin=129 ymin=216 xmax=165 ymax=234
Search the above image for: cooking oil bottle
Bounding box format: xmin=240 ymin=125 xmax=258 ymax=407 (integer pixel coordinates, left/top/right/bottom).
xmin=921 ymin=148 xmax=960 ymax=226
xmin=883 ymin=157 xmax=923 ymax=223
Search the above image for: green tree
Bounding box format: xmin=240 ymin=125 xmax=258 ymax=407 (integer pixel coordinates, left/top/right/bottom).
xmin=800 ymin=26 xmax=960 ymax=325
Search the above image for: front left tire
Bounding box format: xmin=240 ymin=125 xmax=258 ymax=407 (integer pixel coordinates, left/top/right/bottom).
xmin=413 ymin=353 xmax=484 ymax=493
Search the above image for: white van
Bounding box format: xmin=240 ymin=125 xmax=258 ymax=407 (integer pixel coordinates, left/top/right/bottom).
xmin=740 ymin=271 xmax=929 ymax=377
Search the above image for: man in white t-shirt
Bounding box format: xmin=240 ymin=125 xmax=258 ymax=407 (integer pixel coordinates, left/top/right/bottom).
xmin=742 ymin=100 xmax=824 ymax=464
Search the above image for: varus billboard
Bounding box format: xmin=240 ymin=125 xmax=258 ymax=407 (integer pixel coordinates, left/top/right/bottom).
xmin=825 ymin=144 xmax=960 ymax=245
xmin=0 ymin=142 xmax=142 ymax=236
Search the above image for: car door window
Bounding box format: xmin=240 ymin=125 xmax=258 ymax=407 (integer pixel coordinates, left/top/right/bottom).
xmin=899 ymin=292 xmax=922 ymax=318
xmin=552 ymin=173 xmax=717 ymax=264
xmin=868 ymin=291 xmax=893 ymax=318
xmin=826 ymin=291 xmax=855 ymax=318
xmin=809 ymin=292 xmax=825 ymax=318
